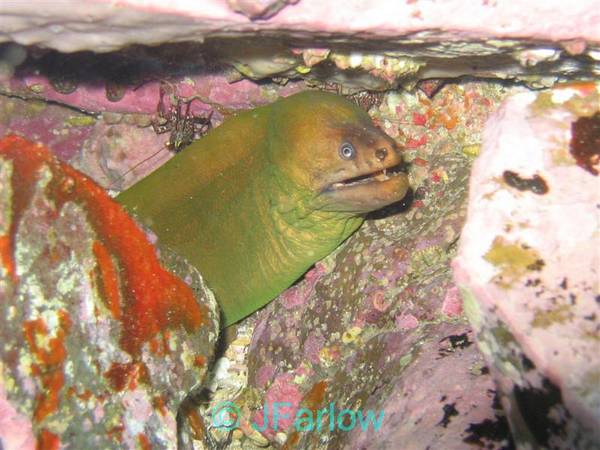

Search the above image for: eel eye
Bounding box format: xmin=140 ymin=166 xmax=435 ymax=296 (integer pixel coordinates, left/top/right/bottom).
xmin=339 ymin=142 xmax=356 ymax=160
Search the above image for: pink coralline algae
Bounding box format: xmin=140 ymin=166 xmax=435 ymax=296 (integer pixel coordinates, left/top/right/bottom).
xmin=303 ymin=332 xmax=326 ymax=364
xmin=280 ymin=263 xmax=327 ymax=310
xmin=0 ymin=385 xmax=35 ymax=450
xmin=252 ymin=372 xmax=303 ymax=438
xmin=441 ymin=286 xmax=463 ymax=317
xmin=3 ymin=0 xmax=600 ymax=54
xmin=254 ymin=365 xmax=277 ymax=389
xmin=8 ymin=72 xmax=293 ymax=116
xmin=395 ymin=313 xmax=419 ymax=330
xmin=0 ymin=135 xmax=219 ymax=449
xmin=453 ymin=82 xmax=600 ymax=448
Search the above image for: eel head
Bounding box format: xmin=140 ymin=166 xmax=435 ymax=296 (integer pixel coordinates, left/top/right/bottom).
xmin=271 ymin=91 xmax=410 ymax=214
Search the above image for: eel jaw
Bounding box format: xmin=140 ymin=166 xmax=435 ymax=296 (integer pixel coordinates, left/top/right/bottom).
xmin=319 ymin=162 xmax=410 ymax=213
xmin=328 ymin=162 xmax=406 ymax=190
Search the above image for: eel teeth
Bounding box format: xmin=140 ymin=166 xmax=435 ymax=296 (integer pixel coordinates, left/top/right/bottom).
xmin=331 ymin=163 xmax=404 ymax=189
xmin=374 ymin=168 xmax=388 ymax=182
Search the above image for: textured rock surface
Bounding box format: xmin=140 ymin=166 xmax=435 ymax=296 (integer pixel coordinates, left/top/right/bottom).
xmin=2 ymin=0 xmax=600 ymax=132
xmin=0 ymin=95 xmax=173 ymax=190
xmin=0 ymin=65 xmax=305 ymax=189
xmin=1 ymin=51 xmax=304 ymax=116
xmin=1 ymin=0 xmax=600 ymax=52
xmin=227 ymin=0 xmax=298 ymax=19
xmin=202 ymin=82 xmax=518 ymax=449
xmin=1 ymin=39 xmax=598 ymax=123
xmin=453 ymin=83 xmax=600 ymax=448
xmin=0 ymin=135 xmax=219 ymax=449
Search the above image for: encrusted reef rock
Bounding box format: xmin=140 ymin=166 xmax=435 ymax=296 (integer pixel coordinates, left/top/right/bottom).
xmin=1 ymin=0 xmax=600 ymax=54
xmin=0 ymin=95 xmax=175 ymax=191
xmin=0 ymin=136 xmax=219 ymax=449
xmin=453 ymin=82 xmax=600 ymax=448
xmin=0 ymin=69 xmax=304 ymax=190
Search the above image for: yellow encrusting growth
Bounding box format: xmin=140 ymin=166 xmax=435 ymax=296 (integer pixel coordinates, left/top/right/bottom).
xmin=484 ymin=236 xmax=544 ymax=288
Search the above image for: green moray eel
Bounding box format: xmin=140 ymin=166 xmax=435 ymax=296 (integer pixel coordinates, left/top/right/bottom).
xmin=117 ymin=91 xmax=409 ymax=327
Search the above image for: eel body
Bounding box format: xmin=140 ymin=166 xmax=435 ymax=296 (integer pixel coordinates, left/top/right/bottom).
xmin=117 ymin=91 xmax=409 ymax=326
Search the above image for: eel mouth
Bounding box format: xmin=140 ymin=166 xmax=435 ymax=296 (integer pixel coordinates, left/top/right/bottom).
xmin=319 ymin=161 xmax=410 ymax=213
xmin=327 ymin=162 xmax=407 ymax=191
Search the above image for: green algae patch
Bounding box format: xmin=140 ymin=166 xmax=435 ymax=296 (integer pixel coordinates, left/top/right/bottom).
xmin=484 ymin=237 xmax=544 ymax=288
xmin=531 ymin=304 xmax=573 ymax=329
xmin=66 ymin=115 xmax=97 ymax=127
xmin=491 ymin=324 xmax=518 ymax=348
xmin=460 ymin=286 xmax=483 ymax=330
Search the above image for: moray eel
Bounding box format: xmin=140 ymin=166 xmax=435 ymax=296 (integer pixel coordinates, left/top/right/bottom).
xmin=117 ymin=91 xmax=409 ymax=327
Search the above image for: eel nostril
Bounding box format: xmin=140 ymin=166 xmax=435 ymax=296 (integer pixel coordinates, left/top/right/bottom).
xmin=375 ymin=148 xmax=388 ymax=161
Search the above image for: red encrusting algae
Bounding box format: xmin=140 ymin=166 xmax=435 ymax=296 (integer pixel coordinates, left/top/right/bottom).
xmin=153 ymin=395 xmax=168 ymax=416
xmin=104 ymin=361 xmax=150 ymax=392
xmin=0 ymin=235 xmax=15 ymax=281
xmin=138 ymin=433 xmax=152 ymax=450
xmin=22 ymin=311 xmax=71 ymax=423
xmin=0 ymin=134 xmax=206 ymax=358
xmin=302 ymin=380 xmax=328 ymax=410
xmin=570 ymin=112 xmax=600 ymax=176
xmin=36 ymin=429 xmax=60 ymax=450
xmin=93 ymin=240 xmax=122 ymax=319
xmin=187 ymin=409 xmax=208 ymax=441
xmin=281 ymin=380 xmax=329 ymax=449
